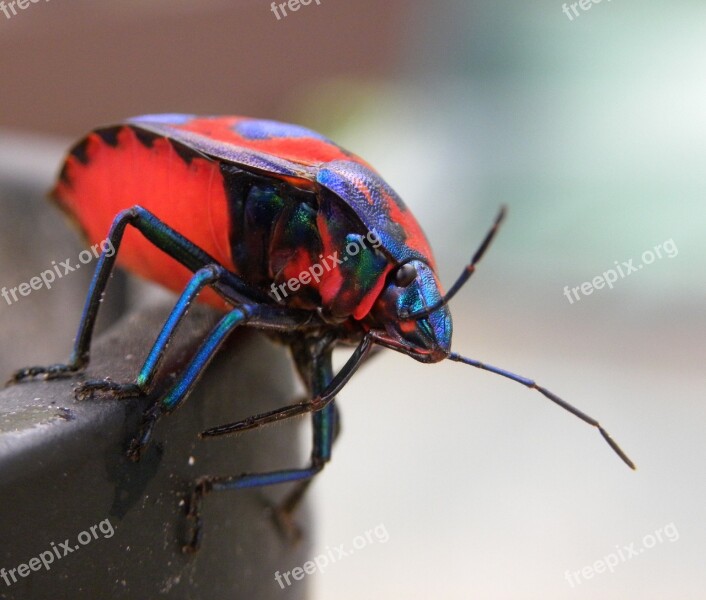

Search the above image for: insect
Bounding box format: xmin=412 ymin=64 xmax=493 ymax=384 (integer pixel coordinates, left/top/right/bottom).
xmin=8 ymin=114 xmax=635 ymax=552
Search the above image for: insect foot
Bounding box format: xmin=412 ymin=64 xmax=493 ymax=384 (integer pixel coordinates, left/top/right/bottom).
xmin=127 ymin=405 xmax=162 ymax=463
xmin=182 ymin=478 xmax=213 ymax=554
xmin=74 ymin=379 xmax=143 ymax=401
xmin=6 ymin=362 xmax=81 ymax=385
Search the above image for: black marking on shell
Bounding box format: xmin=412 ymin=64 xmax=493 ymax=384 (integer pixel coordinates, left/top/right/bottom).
xmin=71 ymin=137 xmax=91 ymax=165
xmin=168 ymin=137 xmax=198 ymax=165
xmin=95 ymin=126 xmax=121 ymax=147
xmin=133 ymin=127 xmax=156 ymax=148
xmin=58 ymin=162 xmax=72 ymax=185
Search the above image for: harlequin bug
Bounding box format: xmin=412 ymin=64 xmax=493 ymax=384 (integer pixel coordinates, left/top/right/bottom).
xmin=8 ymin=114 xmax=635 ymax=552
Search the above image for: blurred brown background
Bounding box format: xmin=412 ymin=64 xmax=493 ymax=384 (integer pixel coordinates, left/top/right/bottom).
xmin=1 ymin=0 xmax=405 ymax=135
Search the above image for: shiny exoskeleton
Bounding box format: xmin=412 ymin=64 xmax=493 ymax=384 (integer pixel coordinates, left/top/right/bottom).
xmin=8 ymin=114 xmax=634 ymax=552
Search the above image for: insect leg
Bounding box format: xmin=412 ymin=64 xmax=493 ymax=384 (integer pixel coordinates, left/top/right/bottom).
xmin=269 ymin=400 xmax=340 ymax=541
xmin=198 ymin=333 xmax=373 ymax=438
xmin=75 ymin=264 xmax=237 ymax=400
xmin=127 ymin=305 xmax=255 ymax=462
xmin=127 ymin=303 xmax=309 ymax=461
xmin=182 ymin=349 xmax=336 ymax=552
xmin=8 ymin=205 xmax=267 ymax=384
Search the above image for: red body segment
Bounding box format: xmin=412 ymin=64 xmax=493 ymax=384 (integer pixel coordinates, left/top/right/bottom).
xmin=54 ymin=126 xmax=233 ymax=308
xmin=52 ymin=115 xmax=439 ymax=319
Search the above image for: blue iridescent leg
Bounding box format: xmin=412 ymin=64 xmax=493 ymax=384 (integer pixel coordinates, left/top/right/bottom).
xmin=75 ymin=264 xmax=233 ymax=400
xmin=182 ymin=348 xmax=336 ymax=553
xmin=267 ymin=401 xmax=340 ymax=541
xmin=8 ymin=205 xmax=266 ymax=384
xmin=127 ymin=303 xmax=309 ymax=462
xmin=127 ymin=306 xmax=255 ymax=463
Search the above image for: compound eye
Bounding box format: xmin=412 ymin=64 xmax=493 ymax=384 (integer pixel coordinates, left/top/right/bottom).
xmin=394 ymin=263 xmax=417 ymax=287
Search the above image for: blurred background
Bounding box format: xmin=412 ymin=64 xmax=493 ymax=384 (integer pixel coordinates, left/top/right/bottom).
xmin=1 ymin=0 xmax=704 ymax=598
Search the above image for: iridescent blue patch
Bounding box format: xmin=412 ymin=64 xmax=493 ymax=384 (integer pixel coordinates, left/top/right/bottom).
xmin=317 ymin=161 xmax=428 ymax=265
xmin=130 ymin=113 xmax=196 ymax=125
xmin=234 ymin=119 xmax=330 ymax=142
